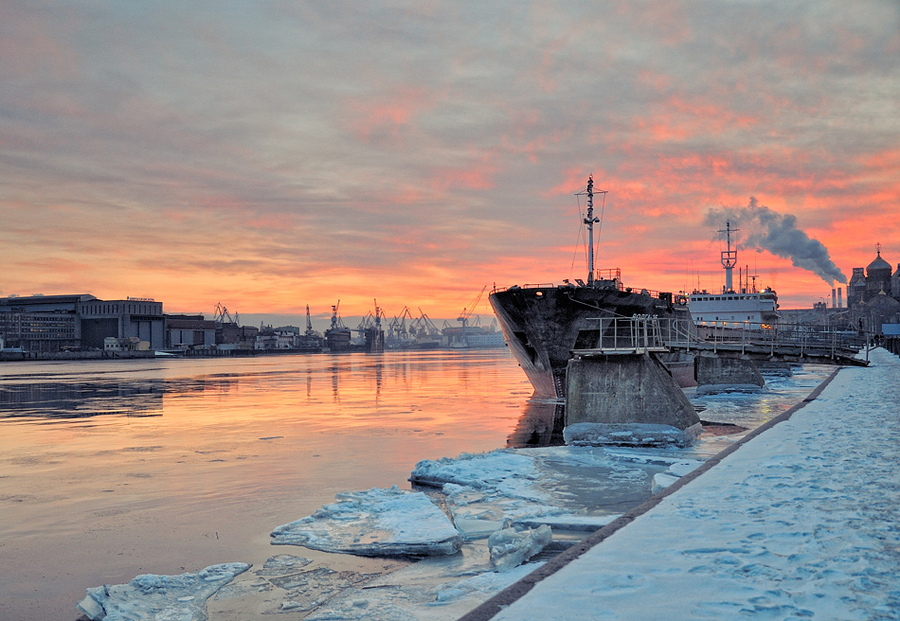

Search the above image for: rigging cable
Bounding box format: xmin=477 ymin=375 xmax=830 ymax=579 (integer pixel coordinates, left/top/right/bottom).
xmin=569 ymin=193 xmax=587 ymax=280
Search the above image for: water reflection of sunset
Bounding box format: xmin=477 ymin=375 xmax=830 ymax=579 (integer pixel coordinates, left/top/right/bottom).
xmin=0 ymin=352 xmax=532 ymax=523
xmin=1 ymin=351 xmax=537 ymax=618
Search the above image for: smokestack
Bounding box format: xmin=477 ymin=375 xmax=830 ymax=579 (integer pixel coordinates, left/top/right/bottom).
xmin=832 ymin=288 xmax=837 ymax=309
xmin=838 ymin=287 xmax=842 ymax=309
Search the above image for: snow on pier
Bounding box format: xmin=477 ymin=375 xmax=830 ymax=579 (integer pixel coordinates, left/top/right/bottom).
xmin=470 ymin=347 xmax=900 ymax=620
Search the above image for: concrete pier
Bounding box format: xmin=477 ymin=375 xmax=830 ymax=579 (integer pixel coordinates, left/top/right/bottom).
xmin=565 ymin=353 xmax=699 ymax=430
xmin=694 ymin=354 xmax=765 ymax=392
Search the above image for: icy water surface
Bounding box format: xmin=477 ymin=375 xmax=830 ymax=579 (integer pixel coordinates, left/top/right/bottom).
xmin=0 ymin=351 xmax=833 ymax=620
xmin=0 ymin=350 xmax=530 ymax=620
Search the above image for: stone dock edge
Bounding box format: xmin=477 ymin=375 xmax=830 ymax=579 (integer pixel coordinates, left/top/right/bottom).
xmin=457 ymin=366 xmax=844 ymax=621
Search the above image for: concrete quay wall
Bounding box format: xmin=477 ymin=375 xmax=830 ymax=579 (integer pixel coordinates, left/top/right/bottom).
xmin=566 ymin=353 xmax=699 ymax=430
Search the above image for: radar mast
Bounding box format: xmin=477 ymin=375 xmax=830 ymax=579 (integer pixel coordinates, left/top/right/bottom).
xmin=577 ymin=175 xmax=607 ymax=286
xmin=719 ymin=221 xmax=739 ymax=293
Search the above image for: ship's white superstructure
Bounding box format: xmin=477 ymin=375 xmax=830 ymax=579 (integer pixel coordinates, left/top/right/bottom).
xmin=688 ymin=222 xmax=778 ymax=329
xmin=688 ymin=289 xmax=778 ymax=327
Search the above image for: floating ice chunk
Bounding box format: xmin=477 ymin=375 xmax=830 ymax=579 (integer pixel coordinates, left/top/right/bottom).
xmin=433 ymin=561 xmax=544 ymax=604
xmin=488 ymin=525 xmax=553 ymax=572
xmin=651 ymin=472 xmax=681 ymax=494
xmin=667 ymin=459 xmax=703 ymax=477
xmin=271 ymin=486 xmax=462 ymax=557
xmin=564 ymin=423 xmax=702 ymax=447
xmin=512 ymin=513 xmax=620 ymax=533
xmin=411 ymin=450 xmax=541 ymax=495
xmin=453 ymin=516 xmax=506 ymax=540
xmin=76 ymin=562 xmax=250 ymax=621
xmin=651 ymin=459 xmax=703 ymax=493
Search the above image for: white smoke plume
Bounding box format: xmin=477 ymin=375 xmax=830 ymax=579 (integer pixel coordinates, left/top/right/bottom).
xmin=703 ymin=197 xmax=847 ymax=285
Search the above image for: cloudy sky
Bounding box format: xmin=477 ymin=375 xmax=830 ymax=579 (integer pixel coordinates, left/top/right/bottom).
xmin=2 ymin=0 xmax=898 ymax=326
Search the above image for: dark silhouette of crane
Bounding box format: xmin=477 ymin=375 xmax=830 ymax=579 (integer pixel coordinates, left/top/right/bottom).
xmin=457 ymin=285 xmax=487 ymax=347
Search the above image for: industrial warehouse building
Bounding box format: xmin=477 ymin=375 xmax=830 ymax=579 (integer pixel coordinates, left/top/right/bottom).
xmin=0 ymin=294 xmax=165 ymax=352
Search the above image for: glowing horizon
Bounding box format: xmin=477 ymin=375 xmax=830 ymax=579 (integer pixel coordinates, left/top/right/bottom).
xmin=2 ymin=1 xmax=898 ymax=326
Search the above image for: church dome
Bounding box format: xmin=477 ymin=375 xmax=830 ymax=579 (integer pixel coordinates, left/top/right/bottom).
xmin=867 ymin=250 xmax=891 ymax=275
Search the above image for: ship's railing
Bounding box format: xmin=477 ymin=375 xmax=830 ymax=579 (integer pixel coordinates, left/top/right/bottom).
xmin=573 ymin=316 xmax=863 ymax=358
xmin=694 ymin=321 xmax=865 ymax=356
xmin=573 ymin=315 xmax=675 ymax=354
xmin=490 ymin=277 xmax=670 ymax=300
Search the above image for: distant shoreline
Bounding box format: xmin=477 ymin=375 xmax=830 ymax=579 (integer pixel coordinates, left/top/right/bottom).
xmin=0 ymin=345 xmax=507 ymax=362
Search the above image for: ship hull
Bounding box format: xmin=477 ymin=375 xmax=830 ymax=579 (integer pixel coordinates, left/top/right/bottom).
xmin=490 ymin=285 xmax=694 ymax=398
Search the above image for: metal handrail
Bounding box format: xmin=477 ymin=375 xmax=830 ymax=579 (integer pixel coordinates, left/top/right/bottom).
xmin=575 ymin=316 xmax=865 ymax=357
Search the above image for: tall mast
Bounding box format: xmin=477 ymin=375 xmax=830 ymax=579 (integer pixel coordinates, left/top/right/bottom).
xmin=719 ymin=221 xmax=739 ymax=293
xmin=578 ymin=175 xmax=606 ymax=286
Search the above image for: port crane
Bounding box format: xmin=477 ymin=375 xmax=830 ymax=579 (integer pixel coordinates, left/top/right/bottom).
xmin=329 ymin=300 xmax=345 ymax=330
xmin=410 ymin=308 xmax=440 ymax=340
xmin=356 ymin=299 xmax=386 ymax=333
xmin=304 ymin=305 xmax=320 ymax=337
xmin=214 ymin=302 xmax=240 ymax=326
xmin=387 ymin=306 xmax=416 ymax=344
xmin=456 ymin=285 xmax=487 ymax=347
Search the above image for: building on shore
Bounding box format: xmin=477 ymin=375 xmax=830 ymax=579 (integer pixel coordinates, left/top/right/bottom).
xmin=846 ymin=246 xmax=900 ymax=334
xmin=166 ymin=314 xmax=217 ymax=350
xmin=0 ymin=294 xmax=164 ymax=353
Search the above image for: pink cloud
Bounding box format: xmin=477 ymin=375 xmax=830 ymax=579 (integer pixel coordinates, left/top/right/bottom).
xmin=346 ymin=87 xmax=434 ymax=144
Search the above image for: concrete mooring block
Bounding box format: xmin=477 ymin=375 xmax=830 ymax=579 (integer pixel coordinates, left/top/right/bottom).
xmin=694 ymin=354 xmax=765 ymax=394
xmin=566 ymin=353 xmax=699 ymax=431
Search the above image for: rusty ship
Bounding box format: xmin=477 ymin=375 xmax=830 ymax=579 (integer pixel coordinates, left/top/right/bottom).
xmin=489 ymin=176 xmax=694 ymax=398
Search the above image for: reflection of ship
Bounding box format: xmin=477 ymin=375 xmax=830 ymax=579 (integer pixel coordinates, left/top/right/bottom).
xmin=506 ymin=399 xmax=566 ymax=448
xmin=489 ymin=176 xmax=693 ymax=398
xmin=687 ymin=221 xmax=779 ymax=329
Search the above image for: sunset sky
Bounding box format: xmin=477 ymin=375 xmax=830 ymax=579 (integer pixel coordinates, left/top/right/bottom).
xmin=2 ymin=1 xmax=898 ymax=329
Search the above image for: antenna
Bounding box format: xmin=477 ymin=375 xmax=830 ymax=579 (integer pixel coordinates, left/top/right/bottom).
xmin=576 ymin=175 xmax=607 ymax=286
xmin=719 ymin=221 xmax=739 ymax=293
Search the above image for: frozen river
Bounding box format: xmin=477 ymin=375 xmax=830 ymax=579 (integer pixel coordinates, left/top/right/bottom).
xmin=0 ymin=350 xmax=833 ymax=620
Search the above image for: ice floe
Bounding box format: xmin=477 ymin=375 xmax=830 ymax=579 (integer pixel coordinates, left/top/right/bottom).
xmin=77 ymin=562 xmax=250 ymax=621
xmin=563 ymin=422 xmax=702 ymax=447
xmin=488 ymin=525 xmax=553 ymax=572
xmin=270 ymin=485 xmax=463 ymax=557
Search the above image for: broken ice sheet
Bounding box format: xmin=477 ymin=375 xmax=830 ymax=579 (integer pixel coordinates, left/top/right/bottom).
xmin=411 ymin=450 xmax=545 ymax=501
xmin=77 ymin=562 xmax=250 ymax=621
xmin=214 ymin=554 xmax=402 ymax=616
xmin=411 ymin=448 xmax=664 ymax=540
xmin=273 ymin=566 xmax=381 ymax=614
xmin=270 ymin=485 xmax=463 ymax=557
xmin=489 ymin=525 xmax=553 ymax=572
xmin=300 ymin=545 xmax=545 ymax=621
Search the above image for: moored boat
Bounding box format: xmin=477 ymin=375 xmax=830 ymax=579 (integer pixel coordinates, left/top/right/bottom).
xmin=686 ymin=221 xmax=779 ymax=330
xmin=489 ymin=176 xmax=693 ymax=398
